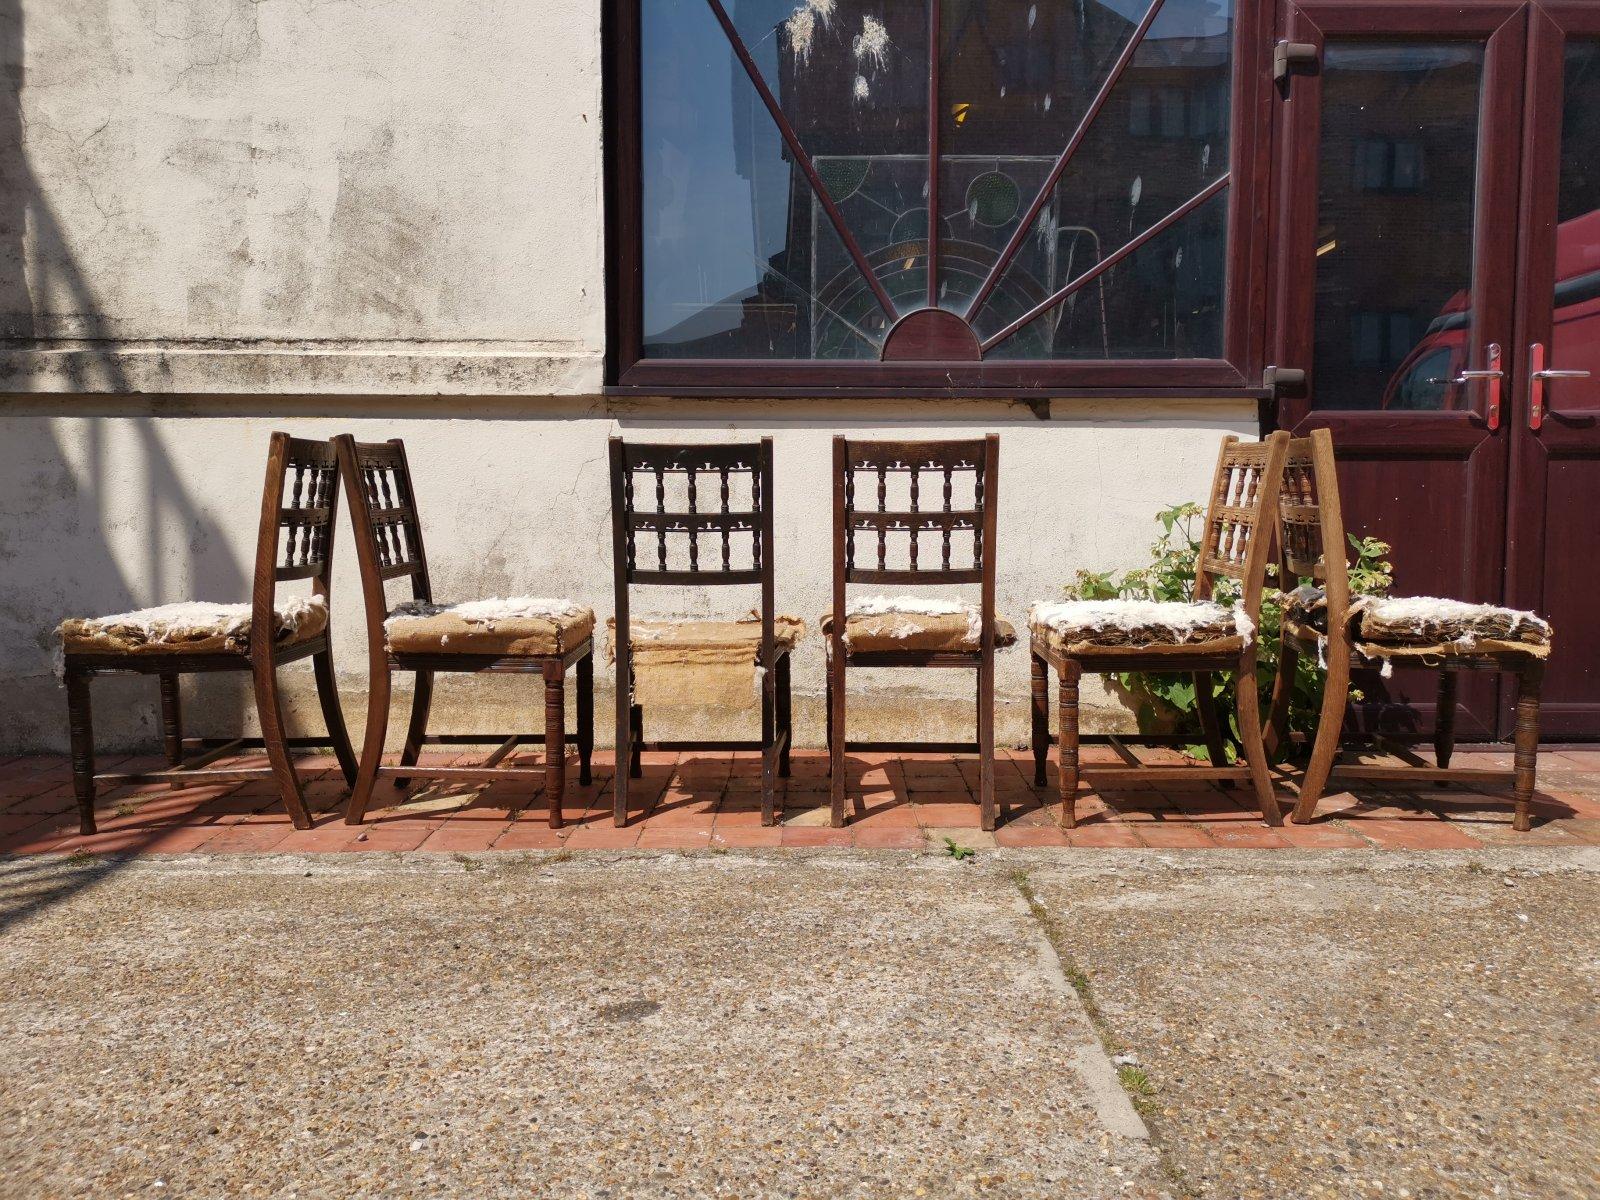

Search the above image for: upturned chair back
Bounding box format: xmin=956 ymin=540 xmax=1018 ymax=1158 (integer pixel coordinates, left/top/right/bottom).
xmin=608 ymin=439 xmax=774 ymax=591
xmin=335 ymin=437 xmax=434 ymax=614
xmin=252 ymin=434 xmax=344 ymax=663
xmin=833 ymin=436 xmax=998 ymax=590
xmin=1275 ymin=427 xmax=1352 ymax=630
xmin=1193 ymin=433 xmax=1291 ymax=617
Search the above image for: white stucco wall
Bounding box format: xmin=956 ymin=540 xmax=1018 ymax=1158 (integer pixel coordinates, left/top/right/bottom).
xmin=0 ymin=0 xmax=1260 ymax=752
xmin=0 ymin=398 xmax=1255 ymax=752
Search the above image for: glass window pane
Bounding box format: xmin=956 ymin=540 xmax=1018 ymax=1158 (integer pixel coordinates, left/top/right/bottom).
xmin=951 ymin=0 xmax=1233 ymax=358
xmin=1310 ymin=43 xmax=1482 ymax=411
xmin=640 ymin=0 xmax=888 ymax=358
xmin=1552 ymin=41 xmax=1600 ymax=412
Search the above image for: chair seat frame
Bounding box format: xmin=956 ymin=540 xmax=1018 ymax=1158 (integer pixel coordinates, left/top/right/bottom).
xmin=610 ymin=438 xmax=791 ymax=828
xmin=336 ymin=436 xmax=593 ymax=828
xmin=1266 ymin=429 xmax=1546 ymax=830
xmin=63 ymin=434 xmax=358 ymax=835
xmin=1029 ymin=432 xmax=1292 ymax=828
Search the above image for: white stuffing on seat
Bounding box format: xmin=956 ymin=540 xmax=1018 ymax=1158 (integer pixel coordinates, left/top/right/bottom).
xmin=1353 ymin=596 xmax=1551 ymax=640
xmin=1029 ymin=598 xmax=1254 ymax=644
xmin=72 ymin=597 xmax=325 ymax=643
xmin=384 ymin=597 xmax=586 ymax=633
xmin=844 ymin=595 xmax=982 ymax=643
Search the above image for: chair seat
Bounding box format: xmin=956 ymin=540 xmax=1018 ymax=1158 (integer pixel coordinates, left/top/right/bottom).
xmin=821 ymin=598 xmax=1016 ymax=654
xmin=1286 ymin=589 xmax=1552 ymax=659
xmin=384 ymin=598 xmax=595 ymax=657
xmin=1029 ymin=599 xmax=1248 ymax=655
xmin=607 ymin=615 xmax=806 ymax=661
xmin=59 ymin=597 xmax=328 ymax=657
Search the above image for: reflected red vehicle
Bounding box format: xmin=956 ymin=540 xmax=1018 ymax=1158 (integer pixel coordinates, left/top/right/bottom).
xmin=1383 ymin=207 xmax=1600 ymax=410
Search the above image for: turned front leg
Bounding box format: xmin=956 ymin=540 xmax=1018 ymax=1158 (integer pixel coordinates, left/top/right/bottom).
xmin=1057 ymin=660 xmax=1082 ymax=829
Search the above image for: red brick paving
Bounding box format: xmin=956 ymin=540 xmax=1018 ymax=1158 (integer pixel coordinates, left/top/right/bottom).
xmin=3 ymin=747 xmax=1599 ymax=857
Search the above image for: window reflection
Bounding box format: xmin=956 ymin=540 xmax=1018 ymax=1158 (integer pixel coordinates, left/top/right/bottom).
xmin=1311 ymin=43 xmax=1482 ymax=412
xmin=1552 ymin=41 xmax=1600 ymax=412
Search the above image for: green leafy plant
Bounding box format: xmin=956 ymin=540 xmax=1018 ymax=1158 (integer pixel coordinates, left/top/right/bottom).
xmin=1062 ymin=502 xmax=1394 ymax=758
xmin=942 ymin=836 xmax=976 ymax=862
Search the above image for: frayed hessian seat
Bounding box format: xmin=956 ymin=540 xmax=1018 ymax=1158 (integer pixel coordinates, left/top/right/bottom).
xmin=1283 ymin=588 xmax=1552 ymax=662
xmin=821 ymin=597 xmax=1017 ymax=654
xmin=60 ymin=597 xmax=329 ymax=658
xmin=605 ymin=615 xmax=806 ymax=711
xmin=1028 ymin=599 xmax=1249 ymax=656
xmin=383 ymin=598 xmax=595 ymax=657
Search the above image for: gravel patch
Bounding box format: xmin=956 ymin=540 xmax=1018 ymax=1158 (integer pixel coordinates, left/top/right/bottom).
xmin=1024 ymin=850 xmax=1600 ymax=1200
xmin=0 ymin=852 xmax=1163 ymax=1199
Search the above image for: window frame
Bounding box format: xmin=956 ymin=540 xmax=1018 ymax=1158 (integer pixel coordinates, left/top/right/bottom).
xmin=604 ymin=0 xmax=1277 ymax=397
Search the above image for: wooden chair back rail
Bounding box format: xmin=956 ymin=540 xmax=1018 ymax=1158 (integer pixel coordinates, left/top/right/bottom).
xmin=838 ymin=437 xmax=992 ymax=581
xmin=612 ymin=439 xmax=769 ymax=585
xmin=268 ymin=437 xmax=341 ymax=585
xmin=341 ymin=439 xmax=432 ymax=604
xmin=1275 ymin=431 xmax=1351 ymax=618
xmin=1194 ymin=437 xmax=1285 ymax=607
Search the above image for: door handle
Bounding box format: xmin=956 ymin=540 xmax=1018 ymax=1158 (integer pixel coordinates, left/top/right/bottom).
xmin=1528 ymin=342 xmax=1592 ymax=431
xmin=1453 ymin=343 xmax=1502 ymax=430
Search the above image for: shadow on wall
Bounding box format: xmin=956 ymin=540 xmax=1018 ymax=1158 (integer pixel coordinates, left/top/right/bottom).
xmin=0 ymin=0 xmax=247 ymax=751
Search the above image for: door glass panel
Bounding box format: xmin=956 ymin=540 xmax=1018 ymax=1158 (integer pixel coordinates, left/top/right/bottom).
xmin=1551 ymin=41 xmax=1600 ymax=412
xmin=1311 ymin=43 xmax=1483 ymax=410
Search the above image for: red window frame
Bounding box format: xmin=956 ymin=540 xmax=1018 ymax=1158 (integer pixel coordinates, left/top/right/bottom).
xmin=604 ymin=0 xmax=1277 ymax=397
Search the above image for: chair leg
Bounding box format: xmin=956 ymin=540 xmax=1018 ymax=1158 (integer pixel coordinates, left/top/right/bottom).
xmin=829 ymin=656 xmax=848 ymax=827
xmin=761 ymin=652 xmax=777 ymax=828
xmin=313 ymin=649 xmax=358 ymax=787
xmin=1512 ymin=662 xmax=1544 ymax=833
xmin=1030 ymin=650 xmax=1049 ymax=788
xmin=1235 ymin=649 xmax=1282 ymax=826
xmin=1195 ymin=670 xmax=1230 ymax=770
xmin=392 ymin=669 xmax=433 ymax=789
xmin=629 ymin=703 xmax=643 ymax=779
xmin=1265 ymin=639 xmax=1300 ymax=760
xmin=577 ymin=651 xmax=593 ymax=788
xmin=1434 ymin=670 xmax=1458 ymax=776
xmin=1293 ymin=651 xmax=1349 ymax=824
xmin=544 ymin=661 xmax=566 ymax=830
xmin=158 ymin=672 xmax=183 ymax=773
xmin=1056 ymin=660 xmax=1081 ymax=830
xmin=978 ymin=651 xmax=997 ymax=832
xmin=776 ymin=651 xmax=792 ymax=779
xmin=65 ymin=667 xmax=97 ymax=836
xmin=614 ymin=657 xmax=630 ymax=828
xmin=345 ymin=657 xmax=391 ymax=825
xmin=251 ymin=657 xmax=313 ymax=830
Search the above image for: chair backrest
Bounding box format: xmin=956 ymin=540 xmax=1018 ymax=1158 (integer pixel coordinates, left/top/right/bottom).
xmin=608 ymin=439 xmax=773 ymax=589
xmin=1277 ymin=426 xmax=1352 ymax=625
xmin=332 ymin=437 xmax=433 ymax=625
xmin=833 ymin=436 xmax=999 ymax=587
xmin=250 ymin=434 xmax=341 ymax=635
xmin=1193 ymin=431 xmax=1291 ymax=615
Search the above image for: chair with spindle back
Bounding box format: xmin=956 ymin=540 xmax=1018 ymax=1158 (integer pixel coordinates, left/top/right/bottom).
xmin=827 ymin=435 xmax=1013 ymax=830
xmin=1267 ymin=428 xmax=1552 ymax=830
xmin=59 ymin=433 xmax=358 ymax=834
xmin=609 ymin=438 xmax=797 ymax=827
xmin=335 ymin=437 xmax=595 ymax=827
xmin=1028 ymin=432 xmax=1291 ymax=827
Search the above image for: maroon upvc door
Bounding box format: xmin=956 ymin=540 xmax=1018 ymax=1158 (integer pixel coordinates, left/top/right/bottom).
xmin=1271 ymin=1 xmax=1529 ymax=738
xmin=1505 ymin=3 xmax=1600 ymax=738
